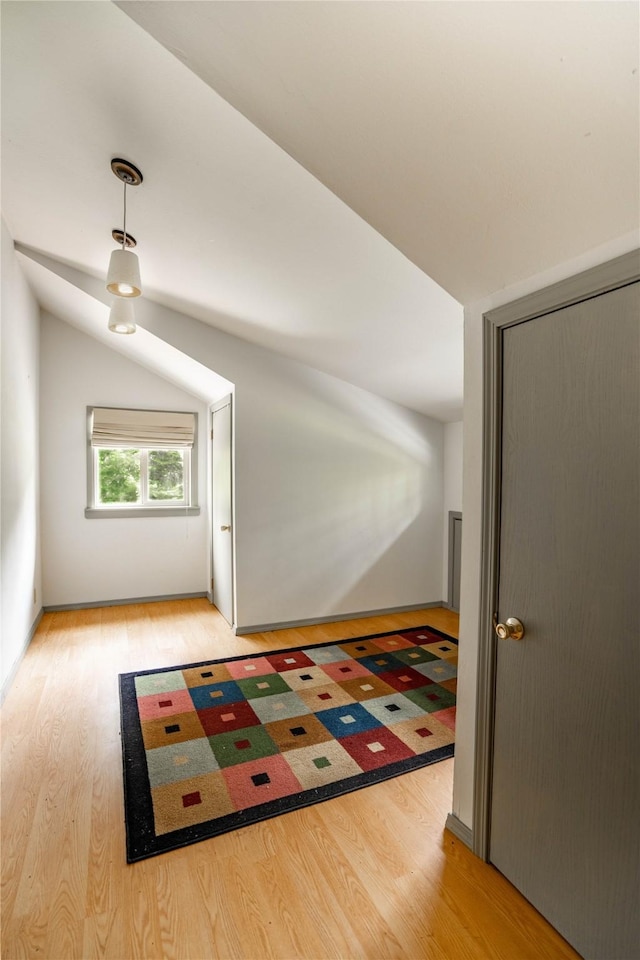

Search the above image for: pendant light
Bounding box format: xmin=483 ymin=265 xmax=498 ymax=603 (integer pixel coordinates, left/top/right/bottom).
xmin=106 ymin=158 xmax=143 ymax=299
xmin=108 ymin=297 xmax=136 ymax=335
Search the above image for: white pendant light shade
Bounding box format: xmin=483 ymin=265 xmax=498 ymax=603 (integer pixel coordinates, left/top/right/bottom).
xmin=106 ymin=248 xmax=142 ymax=298
xmin=108 ymin=297 xmax=136 ymax=335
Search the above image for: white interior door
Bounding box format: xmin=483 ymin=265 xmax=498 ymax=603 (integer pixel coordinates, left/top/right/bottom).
xmin=489 ymin=274 xmax=639 ymax=959
xmin=211 ymin=396 xmax=233 ymax=625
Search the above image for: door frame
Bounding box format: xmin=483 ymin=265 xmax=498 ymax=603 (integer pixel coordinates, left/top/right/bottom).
xmin=210 ymin=394 xmax=235 ymax=627
xmin=472 ymin=249 xmax=640 ymax=861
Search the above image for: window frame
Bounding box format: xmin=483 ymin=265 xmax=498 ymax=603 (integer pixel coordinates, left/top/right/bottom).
xmin=85 ymin=407 xmax=200 ymax=519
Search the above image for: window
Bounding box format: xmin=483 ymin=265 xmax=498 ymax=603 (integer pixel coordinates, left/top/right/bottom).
xmin=95 ymin=447 xmax=188 ymax=506
xmin=85 ymin=407 xmax=199 ymax=518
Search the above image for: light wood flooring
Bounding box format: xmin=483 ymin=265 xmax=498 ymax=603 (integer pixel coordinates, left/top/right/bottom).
xmin=1 ymin=600 xmax=580 ymax=960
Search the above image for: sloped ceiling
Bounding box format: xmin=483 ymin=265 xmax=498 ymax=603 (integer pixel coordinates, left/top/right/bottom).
xmin=3 ymin=2 xmax=638 ymax=421
xmin=118 ymin=0 xmax=640 ymax=302
xmin=17 ymin=250 xmax=234 ymax=404
xmin=1 ymin=0 xmax=462 ymax=420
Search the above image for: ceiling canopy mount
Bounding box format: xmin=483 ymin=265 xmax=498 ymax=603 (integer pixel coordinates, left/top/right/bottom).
xmin=111 ymin=229 xmax=136 ymax=248
xmin=110 ymin=158 xmax=143 ymax=187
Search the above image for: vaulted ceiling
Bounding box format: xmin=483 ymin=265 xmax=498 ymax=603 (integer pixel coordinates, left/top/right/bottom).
xmin=119 ymin=0 xmax=640 ymax=303
xmin=2 ymin=2 xmax=638 ymax=421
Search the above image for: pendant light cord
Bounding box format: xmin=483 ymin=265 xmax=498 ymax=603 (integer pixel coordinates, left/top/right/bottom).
xmin=122 ymin=182 xmax=127 ymax=250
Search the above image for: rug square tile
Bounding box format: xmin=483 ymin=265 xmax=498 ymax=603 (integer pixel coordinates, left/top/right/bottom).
xmin=370 ymin=634 xmax=415 ymax=652
xmin=182 ymin=663 xmax=233 ymax=687
xmin=137 ymin=688 xmax=196 ymax=722
xmin=222 ymin=754 xmax=303 ymax=810
xmin=360 ymin=692 xmax=426 ymax=726
xmin=339 ymin=727 xmax=415 ymax=772
xmin=266 ymin=650 xmax=316 ymax=673
xmin=411 ymin=659 xmax=458 ymax=683
xmin=236 ymin=672 xmax=292 ymax=700
xmin=196 ymin=700 xmax=262 ymax=736
xmin=410 ymin=627 xmax=455 ymax=646
xmin=321 ymin=659 xmax=374 ymax=683
xmin=378 ymin=667 xmax=435 ymax=693
xmin=339 ymin=675 xmax=397 ymax=702
xmin=278 ymin=665 xmax=334 ymax=691
xmin=264 ymin=714 xmax=335 ymax=752
xmin=188 ymin=679 xmax=245 ymax=710
xmin=420 ymin=640 xmax=458 ymax=660
xmin=338 ymin=639 xmax=386 ymax=659
xmin=146 ymin=737 xmax=220 ymax=787
xmin=390 ymin=715 xmax=455 ymax=754
xmin=301 ymin=645 xmax=352 ymax=665
xmin=296 ymin=682 xmax=357 ymax=712
xmin=208 ymin=724 xmax=279 ymax=769
xmin=316 ymin=701 xmax=382 ymax=739
xmin=404 ymin=629 xmax=448 ymax=644
xmin=391 ymin=646 xmax=439 ymax=667
xmin=356 ymin=654 xmax=403 ymax=675
xmin=135 ymin=670 xmax=188 ymax=697
xmin=283 ymin=740 xmax=364 ymax=788
xmin=140 ymin=710 xmax=207 ymax=751
xmin=438 ymin=678 xmax=457 ymax=694
xmin=249 ymin=691 xmax=312 ymax=724
xmin=431 ymin=706 xmax=456 ymax=732
xmin=225 ymin=657 xmax=278 ymax=680
xmin=151 ymin=771 xmax=235 ymax=835
xmin=404 ymin=684 xmax=457 ymax=714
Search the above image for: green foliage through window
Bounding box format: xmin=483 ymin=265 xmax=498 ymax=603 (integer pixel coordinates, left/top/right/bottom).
xmin=96 ymin=448 xmax=186 ymax=505
xmin=98 ymin=449 xmax=140 ymax=503
xmin=149 ymin=450 xmax=184 ymax=501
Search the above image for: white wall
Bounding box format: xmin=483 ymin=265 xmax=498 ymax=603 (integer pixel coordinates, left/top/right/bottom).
xmin=39 ymin=313 xmax=210 ymax=606
xmin=124 ymin=295 xmax=445 ymax=630
xmin=442 ymin=420 xmax=463 ymax=602
xmin=452 ymin=230 xmax=639 ymax=832
xmin=1 ymin=219 xmax=42 ymax=691
xmin=233 ymin=365 xmax=444 ymax=629
xmin=23 ymin=255 xmax=447 ymax=635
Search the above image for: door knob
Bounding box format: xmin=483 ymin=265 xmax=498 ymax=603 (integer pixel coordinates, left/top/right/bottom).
xmin=493 ymin=615 xmax=525 ymax=641
xmin=220 ymin=525 xmax=231 ymax=532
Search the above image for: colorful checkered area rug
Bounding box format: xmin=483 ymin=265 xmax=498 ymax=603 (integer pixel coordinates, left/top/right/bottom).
xmin=119 ymin=625 xmax=457 ymax=861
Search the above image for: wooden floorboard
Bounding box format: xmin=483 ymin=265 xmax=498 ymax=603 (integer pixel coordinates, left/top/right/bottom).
xmin=1 ymin=600 xmax=580 ymax=959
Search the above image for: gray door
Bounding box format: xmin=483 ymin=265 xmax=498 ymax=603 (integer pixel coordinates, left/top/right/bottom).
xmin=448 ymin=512 xmax=462 ymax=613
xmin=490 ymin=279 xmax=639 ymax=959
xmin=211 ymin=396 xmax=234 ymax=625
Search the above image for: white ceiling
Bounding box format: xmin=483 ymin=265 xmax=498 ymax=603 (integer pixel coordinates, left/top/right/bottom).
xmin=16 ymin=251 xmax=234 ymax=404
xmin=118 ymin=0 xmax=640 ymax=303
xmin=1 ymin=0 xmax=461 ymax=420
xmin=3 ymin=2 xmax=638 ymax=421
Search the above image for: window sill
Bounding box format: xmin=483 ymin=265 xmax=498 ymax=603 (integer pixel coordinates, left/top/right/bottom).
xmin=85 ymin=506 xmax=200 ymax=519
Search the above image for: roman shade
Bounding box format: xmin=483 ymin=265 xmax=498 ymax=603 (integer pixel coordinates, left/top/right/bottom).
xmin=90 ymin=408 xmax=196 ymax=448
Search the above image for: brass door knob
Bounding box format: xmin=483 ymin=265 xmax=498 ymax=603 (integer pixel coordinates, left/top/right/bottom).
xmin=494 ymin=616 xmax=525 ymax=641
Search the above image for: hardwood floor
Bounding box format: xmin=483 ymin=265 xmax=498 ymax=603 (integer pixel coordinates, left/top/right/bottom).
xmin=1 ymin=600 xmax=579 ymax=960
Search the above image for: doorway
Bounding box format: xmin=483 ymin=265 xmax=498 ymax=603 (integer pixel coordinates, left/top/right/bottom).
xmin=211 ymin=395 xmax=234 ymax=626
